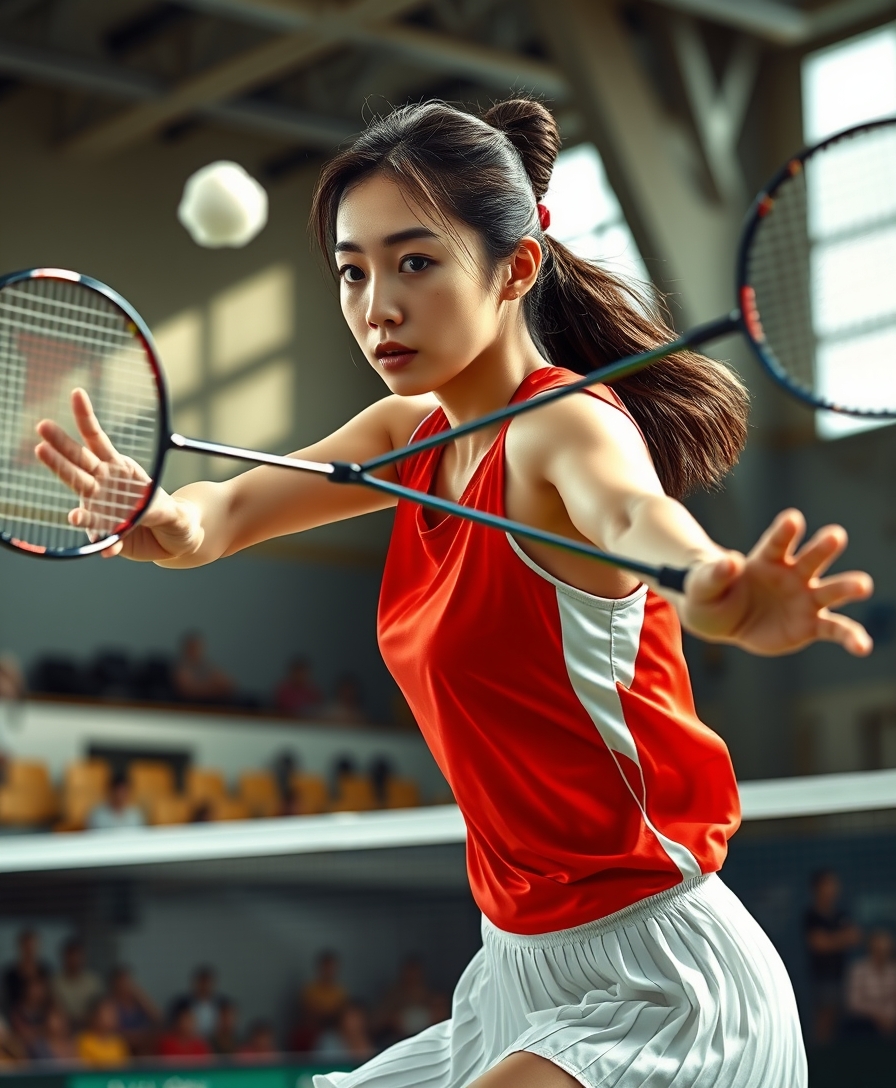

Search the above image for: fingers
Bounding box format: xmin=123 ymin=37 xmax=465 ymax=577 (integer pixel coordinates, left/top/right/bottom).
xmin=816 ymin=611 xmax=874 ymax=657
xmin=36 ymin=418 xmax=102 ymax=476
xmin=35 ymin=437 xmax=100 ymax=497
xmin=749 ymin=508 xmax=806 ymax=564
xmin=793 ymin=524 xmax=848 ymax=581
xmin=71 ymin=388 xmax=118 ymax=461
xmin=813 ymin=571 xmax=874 ymax=610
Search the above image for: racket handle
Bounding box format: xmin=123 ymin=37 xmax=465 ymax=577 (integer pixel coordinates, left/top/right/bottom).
xmin=658 ymin=566 xmax=689 ymax=592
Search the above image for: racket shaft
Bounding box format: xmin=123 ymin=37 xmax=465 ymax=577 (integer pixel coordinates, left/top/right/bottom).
xmin=359 ymin=471 xmax=688 ymax=590
xmin=170 ymin=433 xmax=334 ymax=475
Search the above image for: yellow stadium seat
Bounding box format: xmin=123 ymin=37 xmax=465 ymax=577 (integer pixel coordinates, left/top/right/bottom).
xmin=290 ymin=773 xmax=328 ymax=815
xmin=6 ymin=760 xmax=53 ymax=793
xmin=385 ymin=778 xmax=421 ymax=809
xmin=238 ymin=771 xmax=280 ymax=817
xmin=148 ymin=795 xmax=192 ymax=826
xmin=209 ymin=796 xmax=250 ymax=821
xmin=330 ymin=773 xmax=376 ymax=813
xmin=57 ymin=789 xmax=100 ymax=831
xmin=0 ymin=761 xmax=58 ymax=825
xmin=129 ymin=761 xmax=175 ymax=806
xmin=185 ymin=768 xmax=226 ymax=804
xmin=63 ymin=759 xmax=110 ymax=795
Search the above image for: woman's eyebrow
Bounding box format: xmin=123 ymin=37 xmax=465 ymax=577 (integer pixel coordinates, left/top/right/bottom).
xmin=335 ymin=227 xmax=440 ymax=254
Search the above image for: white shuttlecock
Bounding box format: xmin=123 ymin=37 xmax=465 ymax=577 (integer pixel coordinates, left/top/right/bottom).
xmin=177 ymin=161 xmax=269 ymax=248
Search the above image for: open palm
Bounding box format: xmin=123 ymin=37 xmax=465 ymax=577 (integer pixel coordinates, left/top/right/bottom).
xmin=680 ymin=510 xmax=873 ymax=657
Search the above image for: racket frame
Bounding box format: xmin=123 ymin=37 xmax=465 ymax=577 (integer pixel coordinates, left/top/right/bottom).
xmin=0 ymin=267 xmax=170 ymax=559
xmin=736 ymin=115 xmax=896 ymax=421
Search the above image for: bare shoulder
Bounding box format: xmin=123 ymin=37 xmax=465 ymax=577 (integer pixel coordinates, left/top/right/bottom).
xmin=508 ymin=384 xmax=647 ymax=460
xmin=374 ymin=392 xmax=441 ymax=449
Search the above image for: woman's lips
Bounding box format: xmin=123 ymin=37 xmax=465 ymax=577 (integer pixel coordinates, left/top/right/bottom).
xmin=377 ymin=350 xmax=418 ymax=371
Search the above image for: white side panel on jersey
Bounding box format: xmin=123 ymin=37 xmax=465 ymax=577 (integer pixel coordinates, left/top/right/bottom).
xmin=506 ymin=535 xmax=702 ymax=881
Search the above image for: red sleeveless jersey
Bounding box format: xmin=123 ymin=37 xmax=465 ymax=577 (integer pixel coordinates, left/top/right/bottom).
xmin=378 ymin=367 xmax=740 ymax=934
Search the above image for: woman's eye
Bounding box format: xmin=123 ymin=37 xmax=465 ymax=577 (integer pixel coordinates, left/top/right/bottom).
xmin=338 ymin=264 xmax=364 ymax=283
xmin=400 ymin=255 xmax=431 ymax=273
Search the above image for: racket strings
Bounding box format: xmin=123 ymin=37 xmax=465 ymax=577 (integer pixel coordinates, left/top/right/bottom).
xmin=0 ymin=277 xmax=161 ymax=553
xmin=748 ymin=123 xmax=896 ymax=415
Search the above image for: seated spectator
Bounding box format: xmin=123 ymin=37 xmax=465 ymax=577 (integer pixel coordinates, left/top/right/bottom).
xmin=108 ymin=965 xmax=159 ymax=1056
xmin=158 ymin=998 xmax=211 ymax=1059
xmin=0 ymin=1013 xmax=25 ymax=1064
xmin=376 ymin=956 xmax=445 ymax=1043
xmin=369 ymin=757 xmax=394 ymax=808
xmin=210 ymin=997 xmax=239 ymax=1056
xmin=238 ymin=1019 xmax=278 ymax=1060
xmin=319 ymin=674 xmax=369 ymax=726
xmin=314 ymin=1002 xmax=376 ymax=1063
xmin=301 ymin=951 xmax=348 ymax=1034
xmin=173 ymin=633 xmax=234 ymax=706
xmin=804 ymin=868 xmax=862 ymax=1045
xmin=185 ymin=965 xmax=221 ymax=1040
xmin=3 ymin=928 xmax=50 ymax=1011
xmin=76 ymin=997 xmax=129 ymax=1068
xmin=846 ymin=927 xmax=896 ymax=1037
xmin=88 ymin=771 xmax=146 ymax=831
xmin=32 ymin=1005 xmax=77 ymax=1063
xmin=10 ymin=976 xmax=51 ymax=1057
xmin=51 ymin=937 xmax=103 ymax=1030
xmin=275 ymin=658 xmax=321 ymax=718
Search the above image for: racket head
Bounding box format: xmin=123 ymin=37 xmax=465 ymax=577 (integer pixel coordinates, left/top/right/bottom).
xmin=738 ymin=116 xmax=896 ymax=420
xmin=0 ymin=268 xmax=170 ymax=558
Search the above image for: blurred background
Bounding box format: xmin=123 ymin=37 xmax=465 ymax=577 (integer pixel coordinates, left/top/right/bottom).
xmin=0 ymin=0 xmax=894 ymax=1085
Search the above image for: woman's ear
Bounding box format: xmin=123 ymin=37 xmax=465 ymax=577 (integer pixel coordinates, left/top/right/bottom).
xmin=499 ymin=237 xmax=542 ymax=301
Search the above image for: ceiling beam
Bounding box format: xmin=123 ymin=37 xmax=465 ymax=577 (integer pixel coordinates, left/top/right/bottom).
xmin=0 ymin=37 xmax=355 ymax=146
xmin=63 ymin=0 xmax=424 ymax=158
xmin=646 ymin=0 xmax=896 ymax=46
xmin=171 ymin=0 xmax=570 ymax=100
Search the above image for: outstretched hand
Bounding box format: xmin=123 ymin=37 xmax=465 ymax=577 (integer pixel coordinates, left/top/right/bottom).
xmin=35 ymin=388 xmax=199 ymax=561
xmin=680 ymin=509 xmax=873 ymax=657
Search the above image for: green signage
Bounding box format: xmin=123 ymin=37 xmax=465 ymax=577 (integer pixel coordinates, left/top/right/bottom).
xmin=69 ymin=1065 xmax=353 ymax=1088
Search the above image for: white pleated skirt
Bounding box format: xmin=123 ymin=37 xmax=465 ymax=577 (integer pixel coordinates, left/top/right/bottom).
xmin=313 ymin=874 xmax=807 ymax=1088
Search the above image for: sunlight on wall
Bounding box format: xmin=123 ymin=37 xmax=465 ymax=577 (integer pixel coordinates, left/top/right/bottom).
xmin=544 ymin=143 xmax=649 ymax=288
xmin=210 ymin=358 xmax=294 ymax=450
xmin=210 ymin=264 xmax=294 ymax=375
xmin=803 ymin=24 xmax=896 ymax=440
xmin=153 ymin=308 xmax=202 ymax=400
xmin=151 ymin=263 xmax=297 ymax=491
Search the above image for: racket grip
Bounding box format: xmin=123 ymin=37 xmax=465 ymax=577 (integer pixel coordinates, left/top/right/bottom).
xmin=658 ymin=566 xmax=689 ymax=592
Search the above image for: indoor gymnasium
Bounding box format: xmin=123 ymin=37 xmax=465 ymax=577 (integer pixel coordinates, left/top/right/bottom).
xmin=0 ymin=2 xmax=894 ymax=1088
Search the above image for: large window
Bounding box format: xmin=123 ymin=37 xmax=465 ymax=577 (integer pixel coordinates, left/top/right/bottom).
xmin=544 ymin=143 xmax=648 ymax=286
xmin=802 ymin=25 xmax=896 ymax=439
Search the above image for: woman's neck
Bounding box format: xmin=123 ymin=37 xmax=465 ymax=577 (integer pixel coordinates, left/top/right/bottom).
xmin=433 ymin=325 xmax=548 ymax=432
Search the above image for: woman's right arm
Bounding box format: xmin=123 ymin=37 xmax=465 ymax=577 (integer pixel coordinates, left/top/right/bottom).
xmin=35 ymin=388 xmax=435 ymax=567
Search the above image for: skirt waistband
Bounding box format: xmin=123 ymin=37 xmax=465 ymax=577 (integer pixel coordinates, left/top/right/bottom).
xmin=481 ymin=874 xmax=715 ymax=950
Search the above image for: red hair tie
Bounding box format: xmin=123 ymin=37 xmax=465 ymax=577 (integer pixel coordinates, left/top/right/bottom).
xmin=537 ymin=203 xmax=551 ymax=231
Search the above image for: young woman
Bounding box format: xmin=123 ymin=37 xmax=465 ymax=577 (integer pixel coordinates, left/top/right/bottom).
xmin=36 ymin=99 xmax=873 ymax=1088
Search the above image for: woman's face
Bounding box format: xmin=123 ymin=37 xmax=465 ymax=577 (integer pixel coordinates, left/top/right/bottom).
xmin=335 ymin=173 xmax=507 ymax=397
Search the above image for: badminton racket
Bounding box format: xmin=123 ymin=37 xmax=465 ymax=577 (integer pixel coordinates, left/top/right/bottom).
xmin=3 ymin=117 xmax=894 ymax=589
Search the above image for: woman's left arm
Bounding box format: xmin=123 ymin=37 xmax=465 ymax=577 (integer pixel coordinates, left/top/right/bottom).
xmin=531 ymin=392 xmax=873 ymax=657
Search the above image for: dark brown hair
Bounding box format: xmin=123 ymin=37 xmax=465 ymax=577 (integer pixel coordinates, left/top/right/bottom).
xmin=310 ymin=98 xmax=748 ymax=498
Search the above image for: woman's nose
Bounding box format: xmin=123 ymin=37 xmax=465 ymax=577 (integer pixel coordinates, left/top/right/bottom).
xmin=366 ymin=280 xmax=402 ymax=328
